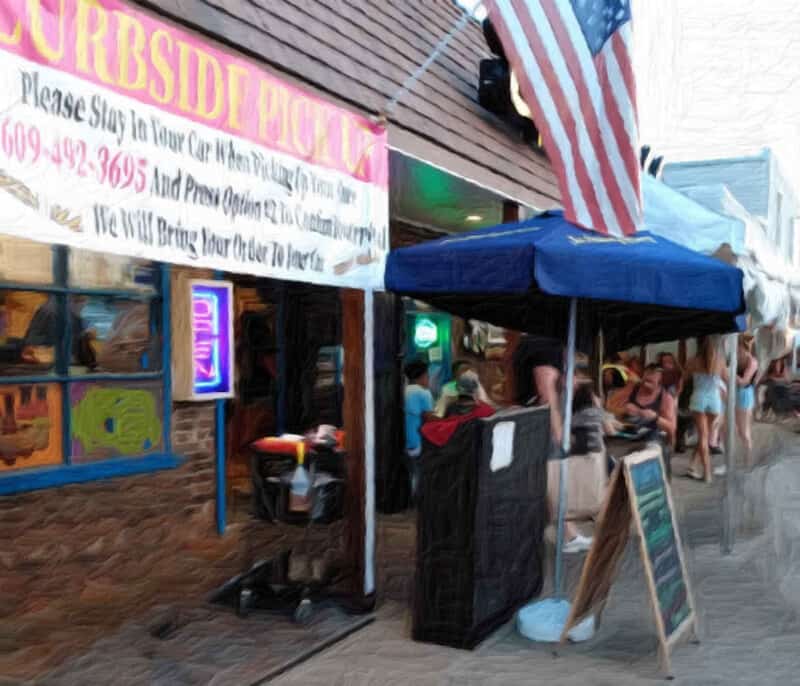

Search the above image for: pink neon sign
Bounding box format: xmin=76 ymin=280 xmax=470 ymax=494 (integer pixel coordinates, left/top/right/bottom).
xmin=191 ymin=283 xmax=232 ymax=396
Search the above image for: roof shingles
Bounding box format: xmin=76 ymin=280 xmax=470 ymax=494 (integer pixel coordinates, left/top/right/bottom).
xmin=137 ymin=0 xmax=560 ymax=206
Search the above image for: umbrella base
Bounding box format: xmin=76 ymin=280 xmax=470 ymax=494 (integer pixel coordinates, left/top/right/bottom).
xmin=516 ymin=598 xmax=595 ymax=643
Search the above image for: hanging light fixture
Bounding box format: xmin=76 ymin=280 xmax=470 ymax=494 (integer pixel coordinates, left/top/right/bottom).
xmin=478 ymin=18 xmax=541 ymax=147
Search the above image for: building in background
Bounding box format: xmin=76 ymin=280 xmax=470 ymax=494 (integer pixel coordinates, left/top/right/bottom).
xmin=662 ymin=149 xmax=798 ymax=267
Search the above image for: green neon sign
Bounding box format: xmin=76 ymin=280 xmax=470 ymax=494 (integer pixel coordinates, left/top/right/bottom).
xmin=414 ymin=317 xmax=439 ymax=349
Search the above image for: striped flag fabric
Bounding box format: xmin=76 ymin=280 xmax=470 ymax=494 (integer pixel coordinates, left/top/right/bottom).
xmin=485 ymin=0 xmax=643 ymax=236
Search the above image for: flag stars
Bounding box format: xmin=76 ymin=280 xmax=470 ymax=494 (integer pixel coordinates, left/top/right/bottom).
xmin=570 ymin=0 xmax=631 ymax=56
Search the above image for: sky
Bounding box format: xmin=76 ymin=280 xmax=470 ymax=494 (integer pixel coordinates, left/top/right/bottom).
xmin=454 ymin=1 xmax=800 ymax=202
xmin=631 ymin=0 xmax=800 ymax=196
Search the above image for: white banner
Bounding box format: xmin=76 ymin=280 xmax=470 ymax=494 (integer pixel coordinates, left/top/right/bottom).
xmin=0 ymin=36 xmax=388 ymax=290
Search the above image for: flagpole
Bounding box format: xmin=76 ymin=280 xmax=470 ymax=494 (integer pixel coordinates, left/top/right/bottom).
xmin=722 ymin=333 xmax=738 ymax=554
xmin=380 ymin=5 xmax=480 ymax=119
xmin=555 ymin=297 xmax=578 ymax=596
xmin=516 ymin=299 xmax=582 ymax=643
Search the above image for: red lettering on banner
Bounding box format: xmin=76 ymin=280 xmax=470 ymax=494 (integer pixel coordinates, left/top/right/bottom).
xmin=0 ymin=0 xmax=387 ymax=185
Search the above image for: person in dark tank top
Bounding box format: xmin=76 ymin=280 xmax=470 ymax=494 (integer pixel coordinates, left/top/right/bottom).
xmin=619 ymin=364 xmax=677 ymax=447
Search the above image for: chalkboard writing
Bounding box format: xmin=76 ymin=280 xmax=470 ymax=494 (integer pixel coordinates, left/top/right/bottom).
xmin=628 ymin=455 xmax=691 ymax=639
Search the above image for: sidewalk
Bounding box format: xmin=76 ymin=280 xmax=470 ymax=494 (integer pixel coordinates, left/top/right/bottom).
xmin=17 ymin=422 xmax=800 ymax=685
xmin=268 ymin=424 xmax=800 ymax=686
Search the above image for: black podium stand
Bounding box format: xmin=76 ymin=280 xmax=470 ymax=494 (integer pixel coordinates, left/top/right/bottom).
xmin=413 ymin=406 xmax=550 ymax=649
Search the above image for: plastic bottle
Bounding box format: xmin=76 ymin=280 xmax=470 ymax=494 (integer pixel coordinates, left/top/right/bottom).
xmin=288 ymin=442 xmax=312 ymax=513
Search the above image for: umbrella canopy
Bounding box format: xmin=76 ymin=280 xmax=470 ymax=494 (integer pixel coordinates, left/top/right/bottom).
xmin=385 ymin=210 xmax=746 ymax=351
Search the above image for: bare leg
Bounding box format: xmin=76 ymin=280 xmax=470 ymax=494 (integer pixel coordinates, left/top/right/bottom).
xmin=736 ymin=407 xmax=753 ymax=466
xmin=708 ymin=416 xmax=718 ymax=450
xmin=703 ymin=413 xmax=717 ymax=482
xmin=691 ymin=412 xmax=709 ymax=477
xmin=710 ymin=412 xmax=723 ymax=451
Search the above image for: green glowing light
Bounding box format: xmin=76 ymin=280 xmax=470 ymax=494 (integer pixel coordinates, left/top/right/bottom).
xmin=414 ymin=317 xmax=439 ymax=349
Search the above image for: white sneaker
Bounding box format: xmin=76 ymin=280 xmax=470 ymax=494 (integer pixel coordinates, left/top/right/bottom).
xmin=563 ymin=534 xmax=593 ymax=554
xmin=713 ymin=464 xmax=727 ymax=476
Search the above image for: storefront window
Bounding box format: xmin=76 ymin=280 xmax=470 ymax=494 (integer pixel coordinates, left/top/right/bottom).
xmin=69 ymin=296 xmax=161 ymax=374
xmin=0 ymin=243 xmax=171 ymax=490
xmin=68 ymin=249 xmax=157 ymax=293
xmin=0 ymin=237 xmax=53 ymax=285
xmin=0 ymin=291 xmax=57 ymax=376
xmin=70 ymin=381 xmax=163 ymax=463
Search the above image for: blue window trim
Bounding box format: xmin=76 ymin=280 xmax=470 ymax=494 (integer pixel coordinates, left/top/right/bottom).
xmin=0 ymin=454 xmax=184 ymax=495
xmin=0 ymin=282 xmax=157 ymax=299
xmin=0 ymin=254 xmax=179 ymax=494
xmin=0 ymin=372 xmax=163 ymax=386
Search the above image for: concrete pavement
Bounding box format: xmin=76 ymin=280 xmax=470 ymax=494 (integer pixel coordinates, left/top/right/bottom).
xmin=268 ymin=424 xmax=800 ymax=685
xmin=17 ymin=422 xmax=800 ymax=685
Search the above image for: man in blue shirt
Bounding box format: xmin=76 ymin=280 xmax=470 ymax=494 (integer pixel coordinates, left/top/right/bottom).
xmin=404 ymin=359 xmax=434 ymax=501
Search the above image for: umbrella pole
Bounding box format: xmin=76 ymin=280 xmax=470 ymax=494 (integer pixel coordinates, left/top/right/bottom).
xmin=554 ymin=298 xmax=578 ymax=597
xmin=722 ymin=333 xmax=738 ymax=555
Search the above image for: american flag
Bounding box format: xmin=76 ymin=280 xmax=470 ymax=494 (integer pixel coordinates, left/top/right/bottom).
xmin=485 ymin=0 xmax=643 ymax=236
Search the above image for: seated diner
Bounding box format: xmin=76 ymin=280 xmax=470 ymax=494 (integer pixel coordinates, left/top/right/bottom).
xmin=435 ymin=359 xmax=492 ymax=417
xmin=608 ymin=363 xmax=677 ymax=447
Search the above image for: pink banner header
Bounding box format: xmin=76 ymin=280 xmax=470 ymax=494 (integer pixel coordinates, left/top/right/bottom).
xmin=0 ymin=0 xmax=388 ymax=187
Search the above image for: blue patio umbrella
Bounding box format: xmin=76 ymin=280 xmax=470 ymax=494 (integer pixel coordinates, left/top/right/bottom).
xmin=385 ymin=210 xmax=745 ymax=630
xmin=386 ymin=210 xmax=745 ymax=352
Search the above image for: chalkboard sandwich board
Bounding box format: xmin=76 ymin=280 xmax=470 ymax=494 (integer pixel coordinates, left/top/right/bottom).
xmin=561 ymin=446 xmax=697 ymax=679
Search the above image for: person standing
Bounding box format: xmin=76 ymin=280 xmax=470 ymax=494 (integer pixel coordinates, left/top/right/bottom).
xmin=404 ymin=360 xmax=435 ymax=501
xmin=686 ymin=337 xmax=727 ymax=483
xmin=513 ymin=335 xmax=564 ymax=447
xmin=549 ymin=381 xmax=613 ymax=554
xmin=735 ymin=334 xmax=758 ymax=464
xmin=657 ymin=352 xmax=684 ymax=398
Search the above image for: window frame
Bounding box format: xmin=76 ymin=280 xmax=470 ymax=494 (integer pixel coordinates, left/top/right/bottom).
xmin=0 ymin=244 xmax=179 ymax=495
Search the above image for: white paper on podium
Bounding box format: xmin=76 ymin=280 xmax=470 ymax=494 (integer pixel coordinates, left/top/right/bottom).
xmin=490 ymin=422 xmax=515 ymax=472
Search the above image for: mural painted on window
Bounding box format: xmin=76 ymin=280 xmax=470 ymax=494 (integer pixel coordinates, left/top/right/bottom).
xmin=0 ymin=384 xmax=62 ymax=472
xmin=70 ymin=382 xmax=163 ymax=463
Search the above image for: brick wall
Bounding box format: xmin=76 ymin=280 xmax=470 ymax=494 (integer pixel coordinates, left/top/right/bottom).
xmin=0 ymin=403 xmax=293 ymax=681
xmin=0 ymin=390 xmax=352 ymax=681
xmin=171 ymin=402 xmax=216 ymax=516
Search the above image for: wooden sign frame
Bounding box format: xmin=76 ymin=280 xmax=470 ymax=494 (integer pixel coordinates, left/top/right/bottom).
xmin=559 ymin=460 xmax=632 ymax=634
xmin=626 ymin=450 xmax=698 ymax=677
xmin=561 ymin=447 xmax=698 ymax=679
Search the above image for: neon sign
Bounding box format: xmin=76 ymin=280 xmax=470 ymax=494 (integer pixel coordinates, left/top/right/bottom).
xmin=191 ymin=282 xmax=233 ymax=398
xmin=414 ymin=317 xmax=438 ymax=349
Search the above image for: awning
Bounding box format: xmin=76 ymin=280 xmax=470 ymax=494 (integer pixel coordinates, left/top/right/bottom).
xmin=643 ymin=175 xmax=799 ymax=328
xmin=385 ymin=210 xmax=746 ymax=351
